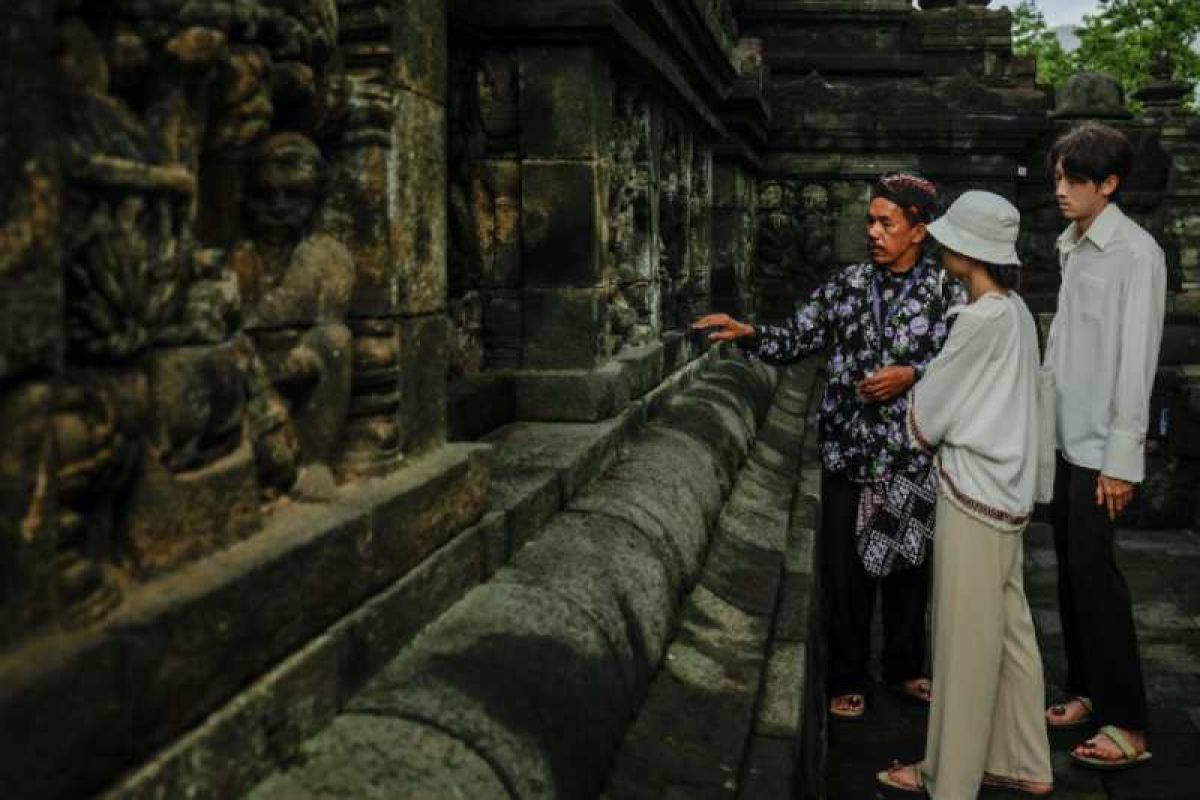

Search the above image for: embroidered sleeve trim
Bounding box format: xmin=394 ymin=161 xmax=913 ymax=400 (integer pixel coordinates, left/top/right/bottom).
xmin=907 ymin=399 xmax=935 ymax=454
xmin=937 ymin=462 xmax=1031 ymax=527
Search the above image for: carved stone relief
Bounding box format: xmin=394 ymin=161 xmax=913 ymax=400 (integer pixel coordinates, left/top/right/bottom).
xmin=659 ymin=115 xmax=692 ymax=331
xmin=608 ymin=78 xmax=658 ymax=353
xmin=0 ymin=0 xmax=413 ymax=642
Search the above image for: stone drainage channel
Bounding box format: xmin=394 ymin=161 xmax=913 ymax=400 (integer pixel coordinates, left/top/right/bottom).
xmin=250 ymin=356 xmax=825 ymax=799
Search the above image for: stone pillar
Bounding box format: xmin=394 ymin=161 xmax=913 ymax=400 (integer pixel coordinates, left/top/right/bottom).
xmin=519 ymin=45 xmax=614 ymax=370
xmin=711 ymin=160 xmax=757 ymax=317
xmin=332 ymin=0 xmax=450 ymax=473
xmin=392 ymin=0 xmax=450 ymax=458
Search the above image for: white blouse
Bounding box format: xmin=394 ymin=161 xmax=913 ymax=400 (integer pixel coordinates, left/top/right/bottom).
xmin=906 ymin=292 xmax=1042 ymax=531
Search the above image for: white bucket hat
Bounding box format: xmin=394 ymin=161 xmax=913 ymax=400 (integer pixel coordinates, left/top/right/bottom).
xmin=927 ymin=190 xmax=1022 ymax=266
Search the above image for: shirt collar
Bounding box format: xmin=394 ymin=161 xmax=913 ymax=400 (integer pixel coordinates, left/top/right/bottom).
xmin=1057 ymin=202 xmax=1124 ymax=253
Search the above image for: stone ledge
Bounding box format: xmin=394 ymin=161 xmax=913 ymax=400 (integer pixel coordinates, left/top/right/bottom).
xmin=103 ymin=510 xmax=505 ymax=800
xmin=605 ymin=363 xmax=819 ymax=798
xmin=510 ymin=340 xmax=669 ymax=422
xmin=480 ymin=347 xmax=749 ymax=585
xmin=0 ymin=443 xmax=491 ymax=800
xmin=248 ymin=350 xmax=779 ymax=799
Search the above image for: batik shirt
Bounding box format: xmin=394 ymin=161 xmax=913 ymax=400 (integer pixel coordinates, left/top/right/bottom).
xmin=748 ymin=255 xmax=965 ymax=483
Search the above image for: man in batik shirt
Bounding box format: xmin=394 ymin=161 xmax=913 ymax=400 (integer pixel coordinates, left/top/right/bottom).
xmin=695 ymin=174 xmax=963 ymax=720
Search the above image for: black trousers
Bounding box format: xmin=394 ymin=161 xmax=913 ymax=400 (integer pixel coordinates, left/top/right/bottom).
xmin=821 ymin=470 xmax=929 ymax=697
xmin=1052 ymin=454 xmax=1149 ymax=730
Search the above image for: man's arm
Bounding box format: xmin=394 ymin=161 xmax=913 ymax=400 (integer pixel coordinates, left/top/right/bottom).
xmin=694 ymin=279 xmax=833 ymax=366
xmin=1098 ymin=246 xmax=1166 ymax=516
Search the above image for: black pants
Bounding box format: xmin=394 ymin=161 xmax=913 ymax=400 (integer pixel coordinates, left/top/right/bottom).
xmin=821 ymin=470 xmax=929 ymax=697
xmin=1052 ymin=454 xmax=1149 ymax=730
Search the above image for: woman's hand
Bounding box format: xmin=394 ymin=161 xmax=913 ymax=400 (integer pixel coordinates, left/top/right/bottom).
xmin=857 ymin=366 xmax=915 ymax=403
xmin=692 ymin=313 xmax=755 ymax=342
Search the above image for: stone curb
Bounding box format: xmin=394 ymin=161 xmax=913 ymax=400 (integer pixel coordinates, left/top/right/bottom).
xmin=249 ymin=353 xmax=779 ymax=799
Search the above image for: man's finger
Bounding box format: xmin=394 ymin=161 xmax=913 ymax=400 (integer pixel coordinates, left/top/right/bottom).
xmin=1106 ymin=490 xmax=1117 ymax=521
xmin=1095 ymin=479 xmax=1105 ymax=508
xmin=692 ymin=314 xmax=727 ymax=329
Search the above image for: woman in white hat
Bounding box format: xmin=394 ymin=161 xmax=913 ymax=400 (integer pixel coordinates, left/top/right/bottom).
xmin=876 ymin=191 xmax=1055 ymax=798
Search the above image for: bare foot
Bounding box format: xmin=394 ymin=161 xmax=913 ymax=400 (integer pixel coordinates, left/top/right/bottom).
xmin=896 ymin=677 xmax=932 ymax=703
xmin=830 ymin=693 xmax=865 ymax=719
xmin=1046 ymin=696 xmax=1091 ymax=727
xmin=876 ymin=761 xmax=924 ymax=793
xmin=1073 ymin=726 xmax=1148 ymax=762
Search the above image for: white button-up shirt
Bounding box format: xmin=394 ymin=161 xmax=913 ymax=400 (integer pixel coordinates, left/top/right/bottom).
xmin=1044 ymin=202 xmax=1166 ymax=483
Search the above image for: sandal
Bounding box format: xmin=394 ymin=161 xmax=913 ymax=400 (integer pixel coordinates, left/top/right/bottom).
xmin=1046 ymin=696 xmax=1092 ymax=729
xmin=982 ymin=772 xmax=1055 ymax=796
xmin=889 ymin=677 xmax=932 ymax=705
xmin=875 ymin=761 xmax=927 ymax=795
xmin=1070 ymin=724 xmax=1152 ymax=771
xmin=829 ymin=692 xmax=866 ymax=720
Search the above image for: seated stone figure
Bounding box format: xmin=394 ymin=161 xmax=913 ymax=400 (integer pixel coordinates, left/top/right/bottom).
xmin=230 ymin=132 xmax=355 ymax=498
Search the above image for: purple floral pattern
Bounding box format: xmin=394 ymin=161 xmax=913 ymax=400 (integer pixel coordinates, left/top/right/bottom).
xmin=748 ymin=256 xmax=965 ymax=482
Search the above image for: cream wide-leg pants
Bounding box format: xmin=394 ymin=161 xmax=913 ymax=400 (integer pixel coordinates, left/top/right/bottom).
xmin=919 ymin=490 xmax=1053 ymax=800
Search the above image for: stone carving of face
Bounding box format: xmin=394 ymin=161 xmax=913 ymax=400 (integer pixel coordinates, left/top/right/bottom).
xmin=801 ymin=184 xmax=828 ymax=213
xmin=245 ymin=133 xmax=324 ymax=246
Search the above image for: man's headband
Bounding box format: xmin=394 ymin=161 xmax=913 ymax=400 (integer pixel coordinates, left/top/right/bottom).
xmin=873 ymin=173 xmax=940 ymax=224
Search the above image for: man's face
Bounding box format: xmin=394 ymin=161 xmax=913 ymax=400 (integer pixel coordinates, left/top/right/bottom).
xmin=866 ymin=197 xmax=925 ymax=267
xmin=1054 ymin=158 xmax=1116 ymax=223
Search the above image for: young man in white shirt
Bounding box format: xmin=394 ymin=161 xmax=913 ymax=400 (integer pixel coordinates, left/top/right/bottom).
xmin=1042 ymin=122 xmax=1165 ymax=770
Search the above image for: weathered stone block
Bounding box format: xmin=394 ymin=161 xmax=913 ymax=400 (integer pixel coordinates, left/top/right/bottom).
xmin=249 ymin=715 xmax=508 ymax=800
xmin=521 ymin=162 xmax=605 ymax=288
xmin=512 ymin=361 xmax=630 ymax=421
xmin=397 ymin=313 xmax=449 ymax=456
xmin=483 ymin=291 xmax=523 ymax=369
xmin=109 ymin=514 xmax=496 ymax=800
xmin=0 ymin=633 xmax=126 ymax=800
xmin=497 ymin=511 xmax=677 ymax=693
xmin=522 ymin=288 xmax=607 ymax=368
xmin=487 ymin=468 xmax=562 ymax=554
xmin=105 ymin=633 xmax=342 ymax=800
xmin=485 ymin=413 xmax=627 ymax=499
xmin=519 ymin=46 xmax=611 ymax=158
xmin=616 ymin=340 xmax=667 ymax=400
xmin=447 ymin=372 xmax=515 ymax=441
xmin=393 ymin=90 xmax=448 ymax=315
xmin=349 ymin=581 xmax=630 ymax=799
xmin=390 ymin=0 xmax=447 ymax=101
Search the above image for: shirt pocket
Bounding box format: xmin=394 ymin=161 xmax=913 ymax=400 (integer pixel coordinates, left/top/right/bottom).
xmin=1074 ymin=271 xmax=1107 ymax=319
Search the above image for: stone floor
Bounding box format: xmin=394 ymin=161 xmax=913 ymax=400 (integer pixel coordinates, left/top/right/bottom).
xmin=826 ymin=522 xmax=1200 ymax=800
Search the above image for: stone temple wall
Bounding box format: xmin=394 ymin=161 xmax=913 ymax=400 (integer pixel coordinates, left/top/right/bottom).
xmin=0 ymin=2 xmax=488 ymax=797
xmin=443 ymin=0 xmax=766 ymax=437
xmin=1 ymin=2 xmax=1199 ymax=799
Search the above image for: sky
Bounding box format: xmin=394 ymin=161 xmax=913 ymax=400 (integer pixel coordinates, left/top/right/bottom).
xmin=991 ymin=0 xmax=1100 ymax=29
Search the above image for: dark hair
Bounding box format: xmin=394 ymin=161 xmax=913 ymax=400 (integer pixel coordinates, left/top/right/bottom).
xmin=871 ymin=173 xmax=940 ymax=226
xmin=946 ymin=248 xmax=1021 ymax=290
xmin=1049 ymin=122 xmax=1133 ymax=196
xmin=983 ymin=261 xmax=1021 ymax=291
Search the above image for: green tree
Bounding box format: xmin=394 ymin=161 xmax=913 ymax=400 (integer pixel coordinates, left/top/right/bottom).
xmin=1010 ymin=1 xmax=1075 ymax=87
xmin=1072 ymin=0 xmax=1200 ymax=102
xmin=1010 ymin=0 xmax=1200 ymax=108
